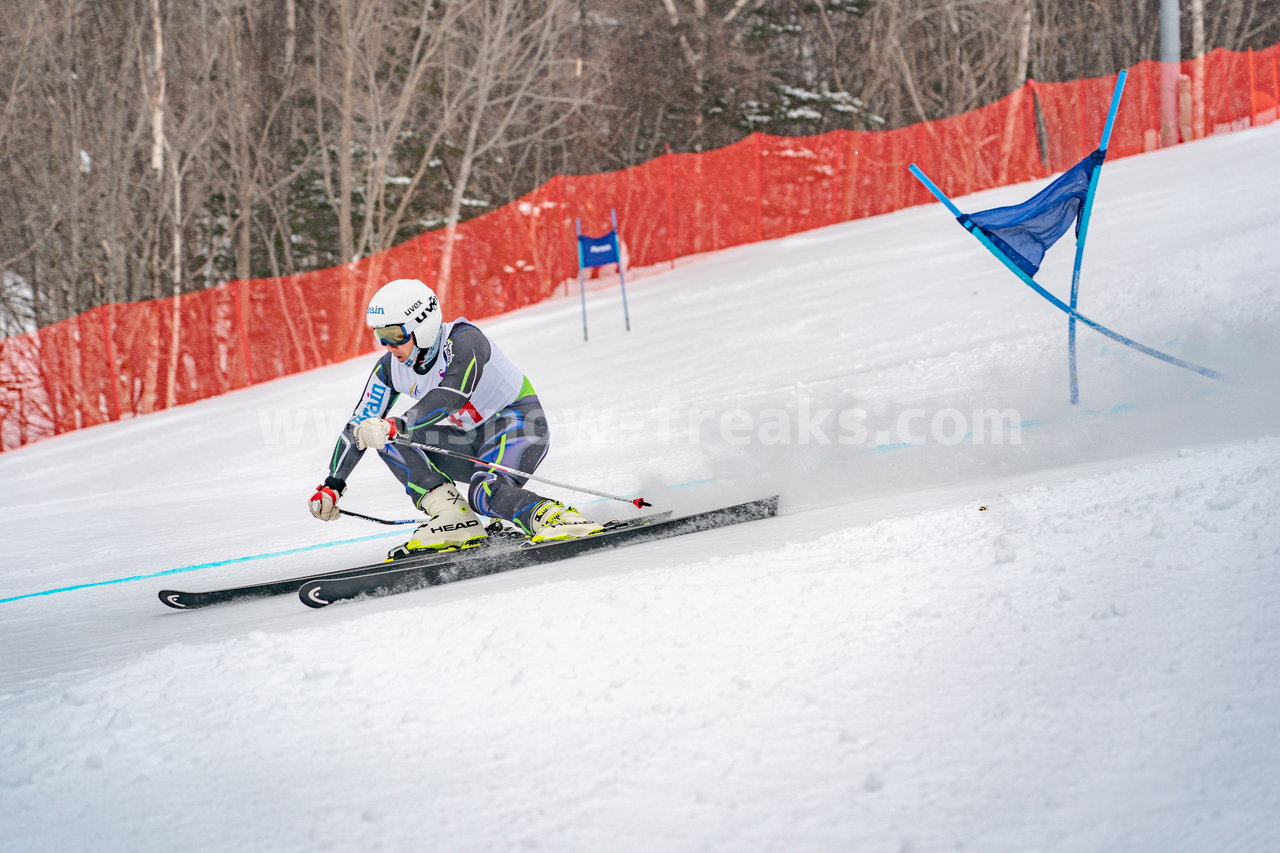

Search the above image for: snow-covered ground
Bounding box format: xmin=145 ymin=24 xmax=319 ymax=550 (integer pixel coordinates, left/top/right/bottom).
xmin=1 ymin=124 xmax=1278 ymax=853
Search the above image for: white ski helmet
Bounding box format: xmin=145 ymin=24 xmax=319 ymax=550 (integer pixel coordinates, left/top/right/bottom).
xmin=366 ymin=278 xmax=442 ymax=351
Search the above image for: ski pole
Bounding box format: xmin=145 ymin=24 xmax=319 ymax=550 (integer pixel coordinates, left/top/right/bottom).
xmin=394 ymin=437 xmax=652 ymax=508
xmin=338 ymin=508 xmax=418 ymax=525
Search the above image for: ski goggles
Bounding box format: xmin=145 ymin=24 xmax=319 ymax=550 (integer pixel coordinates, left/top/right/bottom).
xmin=372 ymin=323 xmax=412 ymax=347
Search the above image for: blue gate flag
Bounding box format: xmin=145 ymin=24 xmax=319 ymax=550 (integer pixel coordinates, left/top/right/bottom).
xmin=577 ymin=230 xmax=620 ymax=268
xmin=959 ymin=150 xmax=1104 ymax=278
xmin=574 ymin=210 xmax=631 ymax=341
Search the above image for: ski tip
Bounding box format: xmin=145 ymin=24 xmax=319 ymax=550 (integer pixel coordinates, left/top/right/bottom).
xmin=157 ymin=590 xmax=189 ymax=610
xmin=298 ymin=582 xmax=333 ymax=609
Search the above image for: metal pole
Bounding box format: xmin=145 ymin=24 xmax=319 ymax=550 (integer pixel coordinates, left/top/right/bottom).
xmin=1160 ymin=0 xmax=1181 ymax=147
xmin=339 ymin=508 xmax=417 ymax=525
xmin=396 ymin=437 xmax=651 ymax=508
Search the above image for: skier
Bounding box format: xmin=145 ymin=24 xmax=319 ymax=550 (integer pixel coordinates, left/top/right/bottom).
xmin=307 ymin=278 xmax=603 ymax=556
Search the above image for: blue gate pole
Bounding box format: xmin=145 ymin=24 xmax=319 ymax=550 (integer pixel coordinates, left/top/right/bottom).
xmin=1068 ymin=70 xmax=1128 ymax=404
xmin=575 ymin=218 xmax=589 ymax=342
xmin=907 ymin=162 xmax=1226 ymax=383
xmin=612 ymin=209 xmax=632 ymax=332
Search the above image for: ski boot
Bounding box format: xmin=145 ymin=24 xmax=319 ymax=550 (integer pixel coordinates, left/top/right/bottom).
xmin=527 ymin=499 xmax=604 ymax=543
xmin=387 ymin=483 xmax=487 ymax=560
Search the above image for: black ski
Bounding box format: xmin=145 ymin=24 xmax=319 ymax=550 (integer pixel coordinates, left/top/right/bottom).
xmin=297 ymin=495 xmax=779 ymax=609
xmin=157 ymin=511 xmax=672 ymax=610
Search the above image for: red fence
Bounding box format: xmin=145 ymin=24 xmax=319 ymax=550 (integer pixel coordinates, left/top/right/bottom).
xmin=3 ymin=45 xmax=1277 ymax=452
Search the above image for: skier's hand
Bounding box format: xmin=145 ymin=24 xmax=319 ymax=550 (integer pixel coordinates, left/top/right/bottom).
xmin=309 ymin=480 xmax=344 ymax=521
xmin=355 ymin=417 xmax=398 ymax=450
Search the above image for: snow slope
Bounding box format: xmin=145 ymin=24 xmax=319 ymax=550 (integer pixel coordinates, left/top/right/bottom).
xmin=1 ymin=124 xmax=1279 ymax=853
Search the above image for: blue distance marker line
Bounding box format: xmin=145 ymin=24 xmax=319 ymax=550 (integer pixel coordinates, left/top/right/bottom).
xmin=0 ymin=477 xmax=714 ymax=605
xmin=0 ymin=530 xmax=405 ymax=606
xmin=862 ymin=400 xmax=1152 ymax=454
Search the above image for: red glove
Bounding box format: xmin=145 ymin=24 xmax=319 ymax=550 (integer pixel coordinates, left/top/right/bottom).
xmin=309 ymin=484 xmax=342 ymax=521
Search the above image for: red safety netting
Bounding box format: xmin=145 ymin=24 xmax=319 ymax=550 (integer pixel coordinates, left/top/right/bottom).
xmin=3 ymin=44 xmax=1277 ymax=452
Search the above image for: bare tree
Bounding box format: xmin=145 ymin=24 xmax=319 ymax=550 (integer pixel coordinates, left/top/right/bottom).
xmin=4 ymin=0 xmax=1280 ymax=346
xmin=434 ymin=0 xmax=587 ymax=294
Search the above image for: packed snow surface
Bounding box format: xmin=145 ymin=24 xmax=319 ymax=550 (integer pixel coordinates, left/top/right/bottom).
xmin=2 ymin=125 xmax=1279 ymax=853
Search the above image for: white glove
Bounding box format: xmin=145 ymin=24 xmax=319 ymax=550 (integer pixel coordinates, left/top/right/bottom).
xmin=309 ymin=483 xmax=342 ymax=521
xmin=355 ymin=417 xmax=398 ymax=450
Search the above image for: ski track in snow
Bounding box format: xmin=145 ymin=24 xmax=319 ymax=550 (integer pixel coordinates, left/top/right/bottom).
xmin=1 ymin=124 xmax=1279 ymax=853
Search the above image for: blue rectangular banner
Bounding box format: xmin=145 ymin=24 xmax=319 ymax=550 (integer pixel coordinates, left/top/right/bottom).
xmin=578 ymin=231 xmax=620 ymax=268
